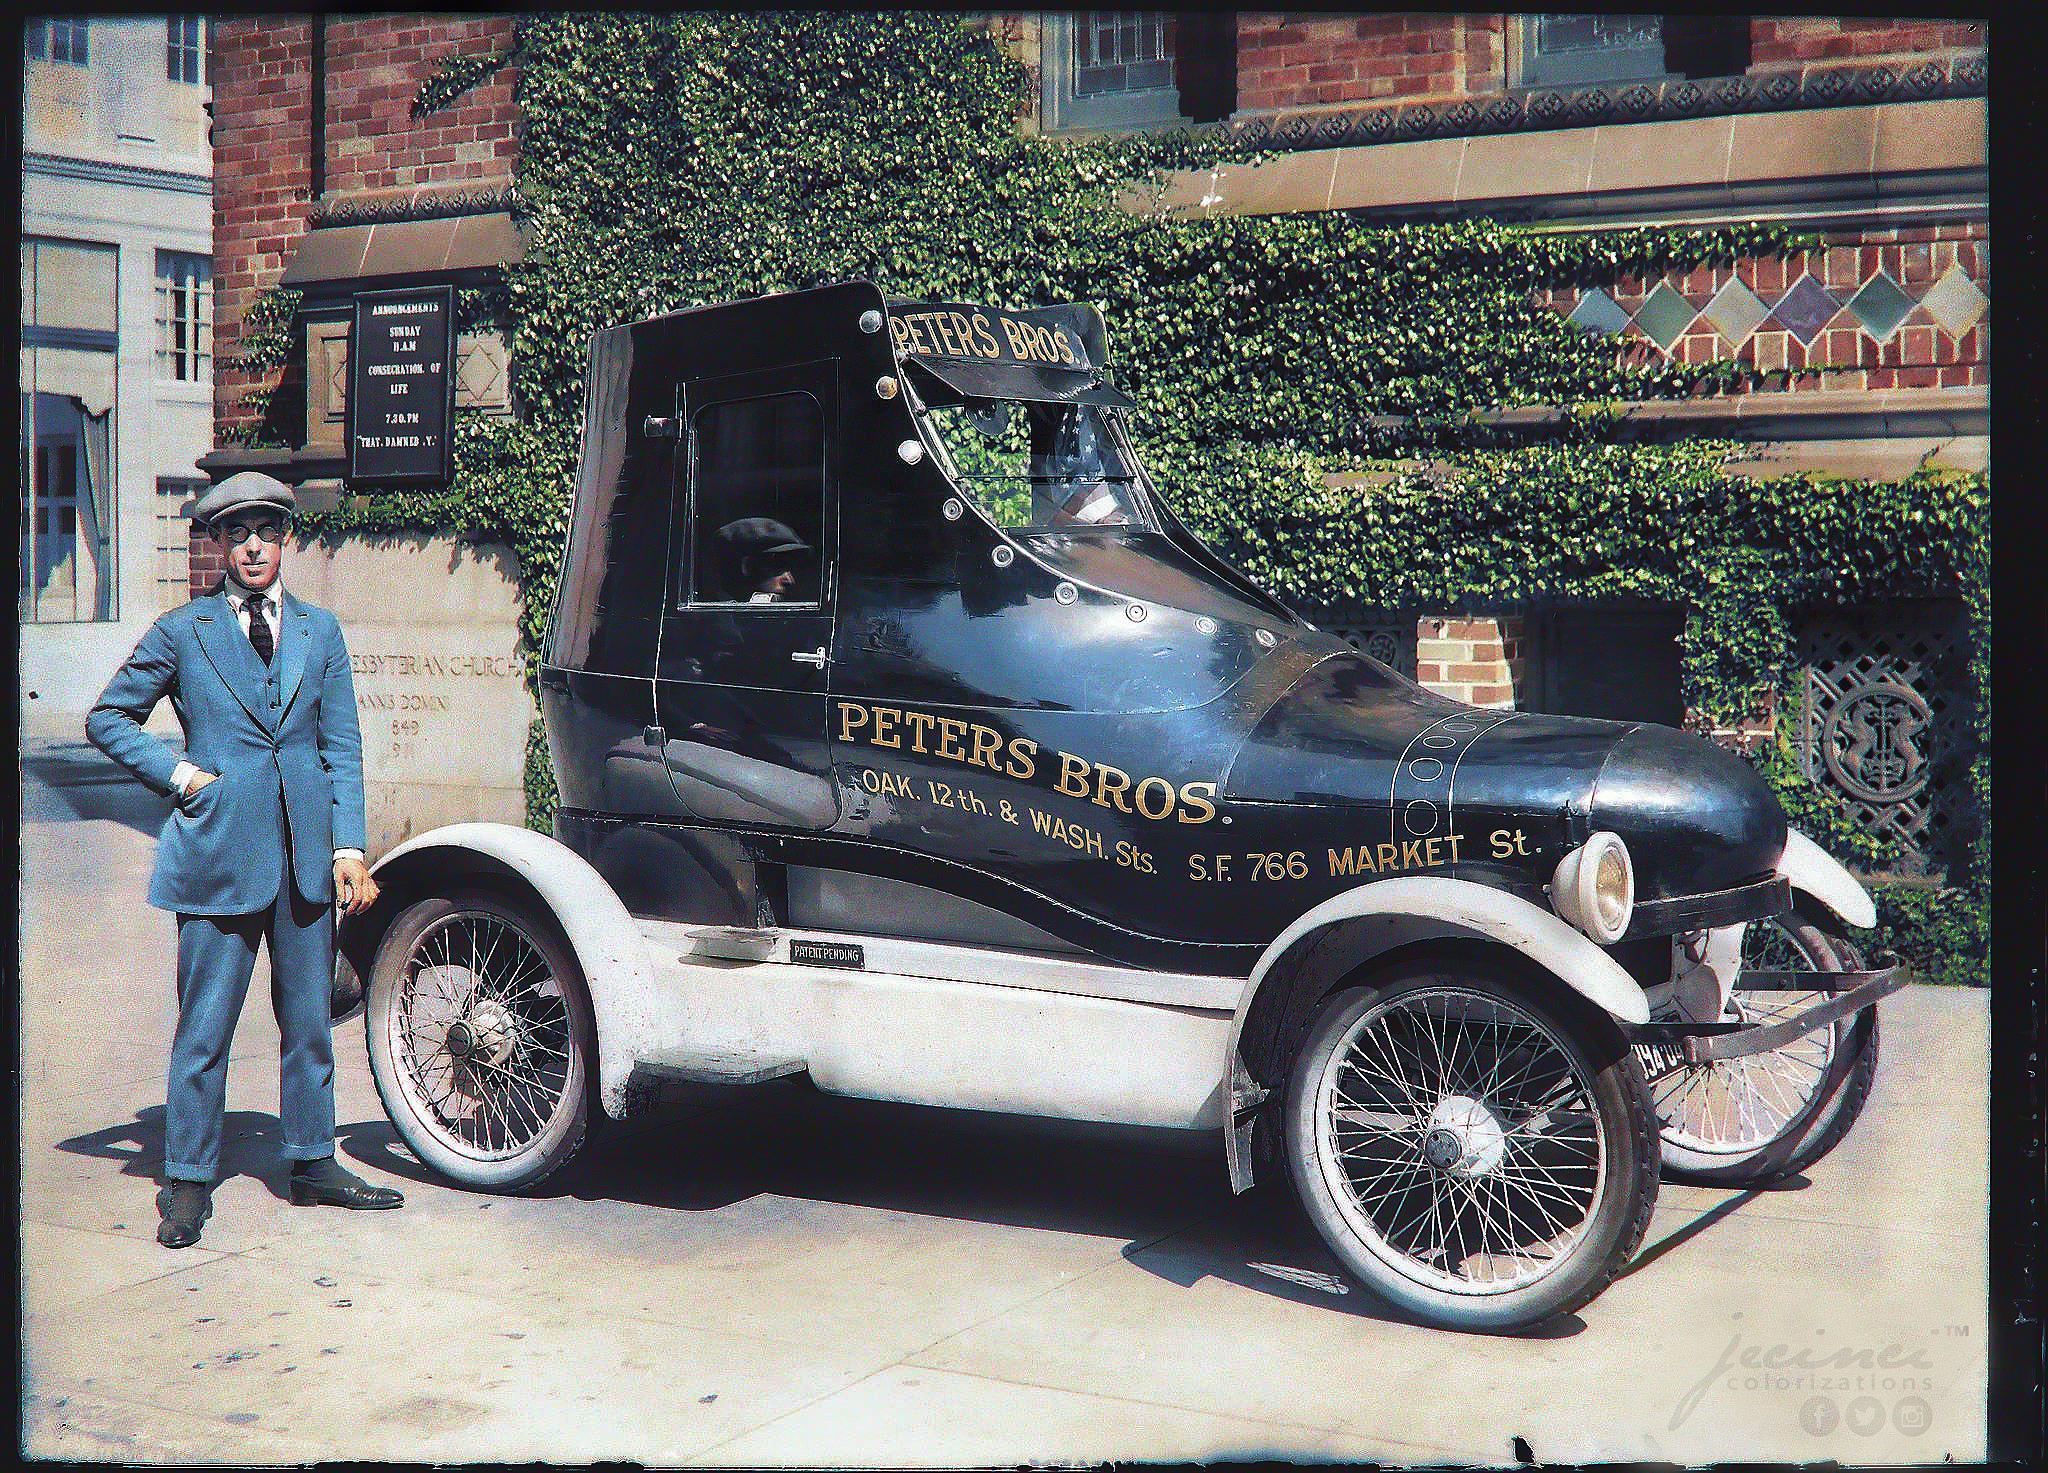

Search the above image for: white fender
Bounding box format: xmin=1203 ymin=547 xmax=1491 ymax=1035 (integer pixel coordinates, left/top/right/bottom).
xmin=369 ymin=822 xmax=661 ymax=1118
xmin=1242 ymin=875 xmax=1652 ymax=1029
xmin=1220 ymin=876 xmax=1650 ymax=1192
xmin=1776 ymin=827 xmax=1877 ymax=930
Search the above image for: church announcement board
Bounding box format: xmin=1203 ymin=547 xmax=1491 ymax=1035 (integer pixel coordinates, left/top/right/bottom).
xmin=347 ymin=286 xmax=456 ymax=488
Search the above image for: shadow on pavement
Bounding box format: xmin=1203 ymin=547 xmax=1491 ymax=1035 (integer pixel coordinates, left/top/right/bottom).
xmin=1622 ymin=1174 xmax=1809 ymax=1279
xmin=341 ymin=1081 xmax=1584 ymax=1335
xmin=54 ymin=1106 xmax=401 ymax=1204
xmin=23 ymin=740 xmax=175 ymax=838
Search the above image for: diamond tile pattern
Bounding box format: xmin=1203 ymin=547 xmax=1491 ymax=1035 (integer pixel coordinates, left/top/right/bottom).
xmin=1632 ymin=282 xmax=1698 ymax=352
xmin=1565 ymin=288 xmax=1632 ymax=336
xmin=1845 ymin=270 xmax=1915 ymax=343
xmin=1770 ymin=275 xmax=1841 ymax=346
xmin=1918 ymin=264 xmax=1989 ymax=338
xmin=1699 ymin=277 xmax=1769 ymax=345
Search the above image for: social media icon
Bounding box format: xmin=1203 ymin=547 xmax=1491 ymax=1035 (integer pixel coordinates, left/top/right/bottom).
xmin=1894 ymin=1396 xmax=1933 ymax=1436
xmin=1847 ymin=1396 xmax=1886 ymax=1435
xmin=1800 ymin=1396 xmax=1840 ymax=1436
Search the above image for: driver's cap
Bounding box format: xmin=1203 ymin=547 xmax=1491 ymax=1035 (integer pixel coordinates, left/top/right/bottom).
xmin=714 ymin=517 xmax=812 ymax=560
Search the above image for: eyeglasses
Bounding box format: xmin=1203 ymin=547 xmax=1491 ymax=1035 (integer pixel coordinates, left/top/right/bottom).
xmin=216 ymin=520 xmax=287 ymax=545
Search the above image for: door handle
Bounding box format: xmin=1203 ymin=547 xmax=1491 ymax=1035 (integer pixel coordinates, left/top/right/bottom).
xmin=790 ymin=647 xmax=828 ymax=668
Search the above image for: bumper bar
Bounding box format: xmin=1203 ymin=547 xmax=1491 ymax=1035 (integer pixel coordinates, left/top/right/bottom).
xmin=1633 ymin=962 xmax=1906 ymax=1064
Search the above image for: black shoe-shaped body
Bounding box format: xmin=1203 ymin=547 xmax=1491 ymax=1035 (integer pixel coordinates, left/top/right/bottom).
xmin=538 ymin=282 xmax=1794 ymax=972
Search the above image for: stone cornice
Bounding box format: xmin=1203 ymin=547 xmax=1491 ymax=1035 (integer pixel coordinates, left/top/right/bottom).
xmin=308 ymin=185 xmax=519 ymax=229
xmin=1215 ymin=53 xmax=1986 ymax=156
xmin=24 ymin=150 xmax=210 ymax=196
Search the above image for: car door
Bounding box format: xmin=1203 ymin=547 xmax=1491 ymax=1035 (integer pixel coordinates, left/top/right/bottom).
xmin=654 ymin=359 xmax=842 ymax=831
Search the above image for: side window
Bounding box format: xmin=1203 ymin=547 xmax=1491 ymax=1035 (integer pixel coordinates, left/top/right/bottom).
xmin=686 ymin=391 xmax=825 ymax=607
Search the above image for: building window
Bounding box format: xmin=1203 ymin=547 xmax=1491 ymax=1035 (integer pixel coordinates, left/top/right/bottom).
xmin=26 ymin=18 xmax=90 ymax=66
xmin=1517 ymin=14 xmax=1667 ymax=88
xmin=157 ymin=478 xmax=205 ymax=610
xmin=155 ymin=251 xmax=212 ymax=382
xmin=21 ymin=238 xmax=120 ymax=625
xmin=167 ymin=16 xmax=205 ymax=85
xmin=1042 ymin=11 xmax=1187 ymax=132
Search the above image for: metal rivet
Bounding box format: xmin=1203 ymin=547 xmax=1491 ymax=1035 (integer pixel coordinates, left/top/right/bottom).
xmin=897 ymin=439 xmax=924 ymax=464
xmin=942 ymin=498 xmax=963 ymax=522
xmin=1054 ymin=582 xmax=1078 ymax=604
xmin=859 ymin=310 xmax=884 ymax=334
xmin=1195 ymin=616 xmax=1218 ymax=636
xmin=991 ymin=545 xmax=1014 ymax=567
xmin=875 ymin=375 xmax=898 ymax=400
xmin=1126 ymin=603 xmax=1147 ymax=622
xmin=1255 ymin=629 xmax=1277 ymax=648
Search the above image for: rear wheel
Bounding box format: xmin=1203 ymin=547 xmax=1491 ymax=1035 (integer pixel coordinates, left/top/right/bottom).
xmin=365 ymin=889 xmax=596 ymax=1192
xmin=1284 ymin=962 xmax=1658 ymax=1333
xmin=1648 ymin=912 xmax=1879 ymax=1187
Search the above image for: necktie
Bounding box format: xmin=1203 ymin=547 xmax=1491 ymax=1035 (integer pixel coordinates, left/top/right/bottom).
xmin=245 ymin=594 xmax=274 ymax=665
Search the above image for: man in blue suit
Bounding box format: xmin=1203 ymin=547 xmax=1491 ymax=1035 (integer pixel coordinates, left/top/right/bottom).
xmin=88 ymin=471 xmax=404 ymax=1247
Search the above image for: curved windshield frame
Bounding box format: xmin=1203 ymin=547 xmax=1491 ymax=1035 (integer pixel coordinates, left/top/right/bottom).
xmin=915 ymin=390 xmax=1158 ymax=533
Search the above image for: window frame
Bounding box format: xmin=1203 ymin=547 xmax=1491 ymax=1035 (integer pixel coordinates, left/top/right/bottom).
xmin=1512 ymin=13 xmax=1671 ymax=90
xmin=676 ymin=363 xmax=837 ymax=614
xmin=1040 ymin=10 xmax=1189 ymax=135
xmin=153 ymin=249 xmax=213 ymax=384
xmin=167 ymin=16 xmax=205 ymax=86
xmin=27 ymin=18 xmax=90 ymax=67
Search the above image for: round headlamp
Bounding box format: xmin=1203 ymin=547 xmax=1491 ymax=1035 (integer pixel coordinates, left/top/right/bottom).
xmin=1551 ymin=831 xmax=1634 ymax=943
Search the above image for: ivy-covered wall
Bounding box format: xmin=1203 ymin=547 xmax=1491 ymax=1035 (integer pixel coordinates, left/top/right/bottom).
xmin=286 ymin=13 xmax=1987 ymax=982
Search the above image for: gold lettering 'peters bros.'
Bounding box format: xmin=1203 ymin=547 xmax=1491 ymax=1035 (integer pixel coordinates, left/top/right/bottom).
xmin=888 ymin=310 xmax=1083 ymax=369
xmin=836 ymin=701 xmax=1218 ymax=825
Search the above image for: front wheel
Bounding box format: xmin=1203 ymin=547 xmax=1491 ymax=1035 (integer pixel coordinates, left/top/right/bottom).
xmin=1647 ymin=912 xmax=1880 ymax=1187
xmin=1284 ymin=962 xmax=1659 ymax=1333
xmin=365 ymin=889 xmax=597 ymax=1192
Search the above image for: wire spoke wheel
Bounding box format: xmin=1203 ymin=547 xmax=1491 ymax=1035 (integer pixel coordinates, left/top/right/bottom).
xmin=1646 ymin=912 xmax=1882 ymax=1187
xmin=368 ymin=891 xmax=595 ymax=1191
xmin=1647 ymin=920 xmax=1839 ymax=1157
xmin=1312 ymin=986 xmax=1608 ymax=1298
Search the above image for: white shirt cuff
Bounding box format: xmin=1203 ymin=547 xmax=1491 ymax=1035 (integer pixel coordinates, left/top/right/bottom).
xmin=169 ymin=760 xmax=200 ymax=797
xmin=334 ymin=848 xmax=365 ymax=863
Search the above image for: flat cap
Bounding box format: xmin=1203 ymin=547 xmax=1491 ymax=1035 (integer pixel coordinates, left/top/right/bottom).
xmin=191 ymin=471 xmax=297 ymax=527
xmin=713 ymin=517 xmax=812 ymax=560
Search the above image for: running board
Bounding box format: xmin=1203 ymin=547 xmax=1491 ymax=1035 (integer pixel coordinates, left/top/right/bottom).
xmin=632 ymin=1048 xmax=809 ymax=1087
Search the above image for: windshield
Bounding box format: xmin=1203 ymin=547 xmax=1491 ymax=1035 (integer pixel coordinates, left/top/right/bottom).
xmin=921 ymin=397 xmax=1156 ymax=532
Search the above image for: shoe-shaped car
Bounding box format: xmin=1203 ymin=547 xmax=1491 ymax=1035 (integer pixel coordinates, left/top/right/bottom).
xmin=341 ymin=281 xmax=1901 ymax=1332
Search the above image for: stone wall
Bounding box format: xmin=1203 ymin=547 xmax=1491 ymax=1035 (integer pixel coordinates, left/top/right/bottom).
xmin=279 ymin=532 xmax=535 ymax=856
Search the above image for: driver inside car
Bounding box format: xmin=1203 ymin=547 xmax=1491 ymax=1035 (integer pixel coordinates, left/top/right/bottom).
xmin=712 ymin=517 xmax=816 ymax=603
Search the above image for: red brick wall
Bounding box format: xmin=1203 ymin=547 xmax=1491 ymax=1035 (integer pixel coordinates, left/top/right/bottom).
xmin=1749 ymin=17 xmax=1988 ymax=69
xmin=324 ymin=14 xmax=520 ymax=195
xmin=1233 ymin=13 xmax=1984 ymax=115
xmin=212 ymin=17 xmax=317 ymax=442
xmin=1237 ymin=13 xmax=1503 ymax=112
xmin=212 ymin=13 xmax=520 ymax=444
xmin=187 ymin=524 xmax=229 ymax=600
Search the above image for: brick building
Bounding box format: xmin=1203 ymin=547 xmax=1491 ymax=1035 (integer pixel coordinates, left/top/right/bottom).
xmin=204 ymin=12 xmax=1987 ymax=877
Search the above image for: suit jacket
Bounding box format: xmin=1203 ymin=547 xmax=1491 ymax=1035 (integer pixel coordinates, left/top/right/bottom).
xmin=86 ymin=586 xmax=368 ymax=914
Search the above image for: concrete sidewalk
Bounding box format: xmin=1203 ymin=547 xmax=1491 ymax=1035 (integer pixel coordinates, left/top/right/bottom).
xmin=19 ymin=722 xmax=1989 ymax=1464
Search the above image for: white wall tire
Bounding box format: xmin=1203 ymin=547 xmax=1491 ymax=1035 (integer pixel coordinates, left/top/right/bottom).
xmin=364 ymin=890 xmax=596 ymax=1193
xmin=1284 ymin=961 xmax=1659 ymax=1333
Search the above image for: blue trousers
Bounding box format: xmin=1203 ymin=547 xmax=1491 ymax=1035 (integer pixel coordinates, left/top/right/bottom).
xmin=164 ymin=820 xmax=335 ymax=1181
